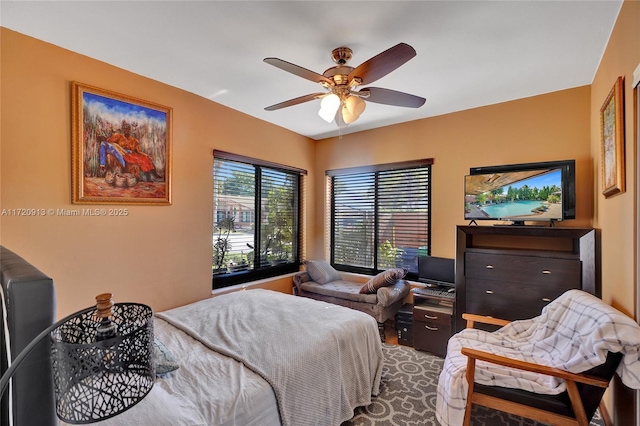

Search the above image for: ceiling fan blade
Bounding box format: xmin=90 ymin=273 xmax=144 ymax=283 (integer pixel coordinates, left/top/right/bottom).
xmin=264 ymin=58 xmax=333 ymax=86
xmin=348 ymin=43 xmax=416 ymax=85
xmin=359 ymin=87 xmax=426 ymax=108
xmin=264 ymin=93 xmax=326 ymax=111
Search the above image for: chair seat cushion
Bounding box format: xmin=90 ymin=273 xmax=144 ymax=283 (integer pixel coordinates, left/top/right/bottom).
xmin=474 ymin=383 xmax=573 ymax=417
xmin=474 ymin=351 xmax=623 ymax=421
xmin=299 ymin=280 xmax=378 ymax=304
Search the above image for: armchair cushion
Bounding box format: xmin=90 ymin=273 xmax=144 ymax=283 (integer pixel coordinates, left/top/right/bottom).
xmin=359 ymin=268 xmax=408 ymax=294
xmin=292 ymin=271 xmax=312 ymax=287
xmin=376 ymin=280 xmax=410 ymax=307
xmin=299 ymin=280 xmax=377 ymax=304
xmin=304 ymin=260 xmax=342 ymax=285
xmin=298 ymin=278 xmax=410 ymax=307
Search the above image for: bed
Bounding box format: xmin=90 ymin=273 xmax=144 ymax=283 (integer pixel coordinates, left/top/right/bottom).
xmin=96 ymin=289 xmax=384 ymax=426
xmin=1 ymin=251 xmax=383 ymax=426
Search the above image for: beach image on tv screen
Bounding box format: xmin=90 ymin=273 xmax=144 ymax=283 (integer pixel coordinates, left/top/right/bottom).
xmin=464 ymin=168 xmax=562 ymax=221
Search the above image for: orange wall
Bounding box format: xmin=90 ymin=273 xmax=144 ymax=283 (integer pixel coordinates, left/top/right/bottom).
xmin=589 ymin=0 xmax=640 ymax=423
xmin=315 ymin=86 xmax=593 ymax=259
xmin=0 ymin=29 xmax=316 ymax=317
xmin=0 ymin=29 xmax=595 ymax=317
xmin=2 ymin=4 xmax=639 ymax=419
xmin=591 ymin=0 xmax=639 ymax=319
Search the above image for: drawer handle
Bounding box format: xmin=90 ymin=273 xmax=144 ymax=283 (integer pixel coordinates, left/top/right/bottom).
xmin=542 ymin=297 xmax=551 ymax=302
xmin=486 ymin=265 xmax=494 ymax=269
xmin=542 ymin=270 xmax=551 ymax=274
xmin=424 ymin=314 xmax=438 ymax=320
xmin=425 ymin=325 xmax=439 ymax=331
xmin=485 ymin=290 xmax=493 ymax=294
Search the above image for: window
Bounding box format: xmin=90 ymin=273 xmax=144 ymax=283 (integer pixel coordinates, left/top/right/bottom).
xmin=240 ymin=211 xmax=254 ymax=223
xmin=327 ymin=159 xmax=432 ymax=279
xmin=213 ymin=151 xmax=305 ymax=289
xmin=216 ymin=210 xmax=228 ymax=222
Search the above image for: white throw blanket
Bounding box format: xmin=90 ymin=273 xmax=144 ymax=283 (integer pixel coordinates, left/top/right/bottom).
xmin=157 ymin=289 xmax=383 ymax=426
xmin=436 ymin=289 xmax=640 ymax=426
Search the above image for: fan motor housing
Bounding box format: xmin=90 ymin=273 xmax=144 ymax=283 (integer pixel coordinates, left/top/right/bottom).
xmin=323 ymin=65 xmax=354 ymax=85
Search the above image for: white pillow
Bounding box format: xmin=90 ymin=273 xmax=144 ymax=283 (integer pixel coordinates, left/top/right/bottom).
xmin=305 ymin=260 xmax=341 ymax=284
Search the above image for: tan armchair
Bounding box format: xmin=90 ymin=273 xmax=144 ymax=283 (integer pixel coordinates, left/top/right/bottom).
xmin=460 ymin=313 xmax=621 ymax=426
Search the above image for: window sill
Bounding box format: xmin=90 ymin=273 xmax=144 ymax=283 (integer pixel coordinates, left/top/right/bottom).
xmin=212 ymin=272 xmax=298 ymax=296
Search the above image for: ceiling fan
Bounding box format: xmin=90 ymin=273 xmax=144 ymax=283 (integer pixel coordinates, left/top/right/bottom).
xmin=263 ymin=42 xmax=426 ymax=127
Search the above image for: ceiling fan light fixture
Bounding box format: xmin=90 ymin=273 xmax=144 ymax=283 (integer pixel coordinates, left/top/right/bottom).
xmin=336 ymin=110 xmax=348 ymax=128
xmin=341 ymin=95 xmax=366 ymax=124
xmin=318 ymin=93 xmax=340 ymax=122
xmin=342 ymin=107 xmax=357 ymax=124
xmin=345 ymin=95 xmax=366 ymax=117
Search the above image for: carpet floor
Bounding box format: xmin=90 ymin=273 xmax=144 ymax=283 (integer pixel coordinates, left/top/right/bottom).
xmin=343 ymin=343 xmax=605 ymax=426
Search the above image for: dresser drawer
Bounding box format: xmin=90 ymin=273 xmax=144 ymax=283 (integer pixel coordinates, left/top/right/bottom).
xmin=467 ymin=277 xmax=575 ymax=305
xmin=413 ymin=323 xmax=451 ymax=357
xmin=466 ymin=277 xmax=572 ymax=320
xmin=465 ymin=252 xmax=581 ymax=286
xmin=413 ymin=305 xmax=452 ymax=326
xmin=466 ymin=299 xmax=545 ymax=321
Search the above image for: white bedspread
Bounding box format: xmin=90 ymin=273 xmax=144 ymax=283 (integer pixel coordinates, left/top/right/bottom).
xmin=79 ymin=317 xmax=281 ymax=426
xmin=436 ymin=289 xmax=640 ymax=426
xmin=157 ymin=289 xmax=383 ymax=426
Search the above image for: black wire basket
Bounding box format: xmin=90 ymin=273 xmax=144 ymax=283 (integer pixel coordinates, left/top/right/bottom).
xmin=50 ymin=303 xmax=154 ymax=424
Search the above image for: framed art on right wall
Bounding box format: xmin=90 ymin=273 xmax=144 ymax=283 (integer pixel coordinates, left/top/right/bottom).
xmin=600 ymin=76 xmax=625 ymax=198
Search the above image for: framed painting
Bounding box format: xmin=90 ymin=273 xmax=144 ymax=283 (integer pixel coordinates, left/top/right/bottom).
xmin=72 ymin=82 xmax=172 ymax=204
xmin=600 ymin=76 xmax=625 ymax=198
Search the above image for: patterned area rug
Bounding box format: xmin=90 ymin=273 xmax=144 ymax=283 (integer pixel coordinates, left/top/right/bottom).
xmin=343 ymin=343 xmax=605 ymax=426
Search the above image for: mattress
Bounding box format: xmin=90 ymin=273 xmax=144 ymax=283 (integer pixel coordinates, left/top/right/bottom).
xmin=73 ymin=318 xmax=281 ymax=426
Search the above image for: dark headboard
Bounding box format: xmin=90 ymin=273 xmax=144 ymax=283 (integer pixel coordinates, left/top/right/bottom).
xmin=1 ymin=246 xmax=57 ymax=426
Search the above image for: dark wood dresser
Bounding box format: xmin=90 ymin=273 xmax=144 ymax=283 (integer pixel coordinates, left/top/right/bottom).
xmin=455 ymin=225 xmax=599 ymax=332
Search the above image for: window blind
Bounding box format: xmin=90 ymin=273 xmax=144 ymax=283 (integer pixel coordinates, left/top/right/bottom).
xmin=328 ymin=160 xmax=431 ymax=277
xmin=213 ymin=152 xmax=304 ymax=288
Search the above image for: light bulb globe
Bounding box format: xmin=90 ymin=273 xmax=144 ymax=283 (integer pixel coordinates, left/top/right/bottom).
xmin=345 ymin=96 xmax=366 ymax=118
xmin=318 ymin=94 xmax=340 ymax=123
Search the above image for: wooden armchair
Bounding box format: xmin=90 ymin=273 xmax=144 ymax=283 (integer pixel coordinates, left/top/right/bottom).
xmin=461 ymin=313 xmax=622 ymax=426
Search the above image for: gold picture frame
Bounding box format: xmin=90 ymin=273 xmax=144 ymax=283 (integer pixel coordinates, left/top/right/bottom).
xmin=600 ymin=76 xmax=625 ymax=198
xmin=72 ymin=82 xmax=172 ymax=205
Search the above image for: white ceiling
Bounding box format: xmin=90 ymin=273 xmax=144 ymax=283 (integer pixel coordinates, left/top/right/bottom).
xmin=1 ymin=1 xmax=622 ymax=140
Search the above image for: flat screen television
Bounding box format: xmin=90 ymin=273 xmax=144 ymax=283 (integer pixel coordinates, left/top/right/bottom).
xmin=465 ymin=160 xmax=575 ymax=225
